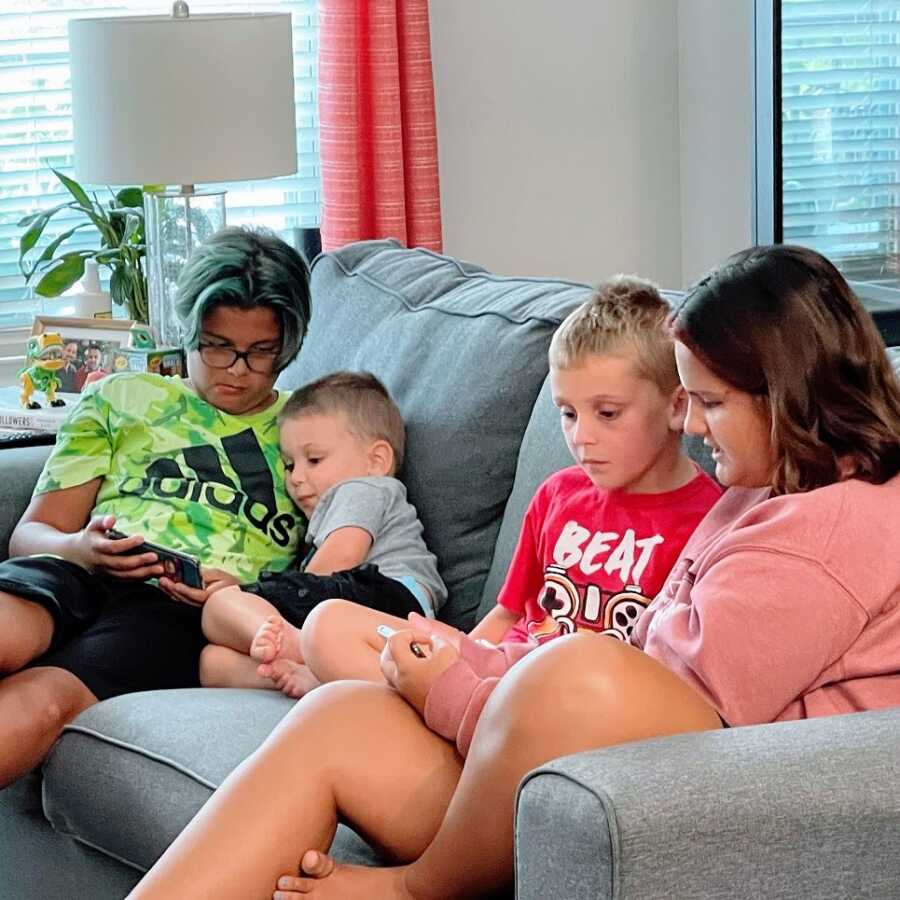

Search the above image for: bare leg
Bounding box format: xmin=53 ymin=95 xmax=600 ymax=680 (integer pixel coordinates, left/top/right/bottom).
xmin=201 ymin=587 xmax=281 ymax=654
xmin=198 ymin=644 xmax=279 ymax=691
xmin=127 ymin=681 xmax=462 ymax=900
xmin=0 ymin=591 xmax=55 ymax=672
xmin=285 ymin=633 xmax=723 ymax=898
xmin=250 ymin=614 xmax=304 ymax=666
xmin=250 ymin=617 xmax=320 ymax=697
xmin=301 ymin=599 xmax=412 ymax=684
xmin=262 ymin=658 xmax=321 ymax=699
xmin=0 ymin=666 xmax=97 ymax=787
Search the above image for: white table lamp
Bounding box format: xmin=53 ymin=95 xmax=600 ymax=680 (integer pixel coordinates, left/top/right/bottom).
xmin=69 ymin=3 xmax=297 ymax=346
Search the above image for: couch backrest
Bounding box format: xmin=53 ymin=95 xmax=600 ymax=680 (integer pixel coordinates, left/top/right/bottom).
xmin=0 ymin=445 xmax=52 ymax=559
xmin=277 ymin=240 xmax=591 ymax=630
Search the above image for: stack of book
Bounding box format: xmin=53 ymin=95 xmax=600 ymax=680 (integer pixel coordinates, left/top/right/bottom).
xmin=0 ymin=384 xmax=79 ymax=435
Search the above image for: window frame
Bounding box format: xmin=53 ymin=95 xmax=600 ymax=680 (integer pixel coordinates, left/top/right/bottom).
xmin=753 ymin=0 xmax=900 ymax=344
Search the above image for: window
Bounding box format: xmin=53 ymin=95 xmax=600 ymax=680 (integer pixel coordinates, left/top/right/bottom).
xmin=0 ymin=1 xmax=320 ymax=329
xmin=756 ymin=0 xmax=900 ymax=304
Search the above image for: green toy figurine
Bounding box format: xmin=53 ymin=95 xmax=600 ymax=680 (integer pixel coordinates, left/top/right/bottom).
xmin=127 ymin=324 xmax=156 ymax=350
xmin=19 ymin=332 xmax=66 ymax=409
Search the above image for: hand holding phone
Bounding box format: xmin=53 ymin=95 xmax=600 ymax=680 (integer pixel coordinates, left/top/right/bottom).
xmin=376 ymin=624 xmax=428 ymax=658
xmin=105 ymin=528 xmax=203 ymax=589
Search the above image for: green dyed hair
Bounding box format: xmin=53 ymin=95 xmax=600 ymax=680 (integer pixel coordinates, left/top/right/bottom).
xmin=175 ymin=226 xmax=311 ymax=371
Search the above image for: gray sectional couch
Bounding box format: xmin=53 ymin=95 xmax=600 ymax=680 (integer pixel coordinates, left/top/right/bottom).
xmin=1 ymin=241 xmax=899 ymax=899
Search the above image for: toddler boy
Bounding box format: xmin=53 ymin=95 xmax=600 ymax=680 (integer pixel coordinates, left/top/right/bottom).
xmin=198 ymin=371 xmax=445 ymax=697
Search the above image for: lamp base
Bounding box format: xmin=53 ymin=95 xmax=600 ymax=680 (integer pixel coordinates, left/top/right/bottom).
xmin=144 ymin=187 xmax=226 ymax=348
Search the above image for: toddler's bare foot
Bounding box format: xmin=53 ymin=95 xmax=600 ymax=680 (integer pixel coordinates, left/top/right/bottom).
xmin=251 ymin=615 xmax=303 ymax=666
xmin=258 ymin=658 xmax=320 ymax=699
xmin=272 ymin=850 xmax=414 ymax=898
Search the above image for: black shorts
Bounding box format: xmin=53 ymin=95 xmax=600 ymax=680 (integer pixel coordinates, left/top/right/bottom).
xmin=244 ymin=563 xmax=423 ymax=628
xmin=0 ymin=555 xmax=205 ymax=701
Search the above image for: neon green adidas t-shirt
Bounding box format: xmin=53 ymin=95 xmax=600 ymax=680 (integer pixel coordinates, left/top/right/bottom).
xmin=35 ymin=373 xmax=302 ymax=582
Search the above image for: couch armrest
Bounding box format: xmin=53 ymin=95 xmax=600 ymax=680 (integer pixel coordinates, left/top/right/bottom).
xmin=0 ymin=445 xmax=50 ymax=559
xmin=515 ymin=708 xmax=900 ymax=900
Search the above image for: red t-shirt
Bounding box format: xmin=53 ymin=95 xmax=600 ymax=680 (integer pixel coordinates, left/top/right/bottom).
xmin=497 ymin=465 xmax=721 ymax=644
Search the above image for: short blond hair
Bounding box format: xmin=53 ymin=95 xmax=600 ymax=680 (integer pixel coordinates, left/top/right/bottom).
xmin=280 ymin=371 xmax=406 ymax=474
xmin=549 ymin=276 xmax=678 ymax=392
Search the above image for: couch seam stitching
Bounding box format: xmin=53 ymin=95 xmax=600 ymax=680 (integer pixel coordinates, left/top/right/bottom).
xmin=59 ymin=724 xmax=219 ymax=790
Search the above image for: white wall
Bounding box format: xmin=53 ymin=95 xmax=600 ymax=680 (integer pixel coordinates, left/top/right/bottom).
xmin=678 ymin=0 xmax=755 ymax=285
xmin=429 ymin=0 xmax=683 ymax=287
xmin=429 ymin=0 xmax=755 ymax=290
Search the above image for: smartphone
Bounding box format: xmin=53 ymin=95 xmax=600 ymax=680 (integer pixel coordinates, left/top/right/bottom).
xmin=376 ymin=623 xmax=427 ymax=658
xmin=105 ymin=528 xmax=203 ymax=589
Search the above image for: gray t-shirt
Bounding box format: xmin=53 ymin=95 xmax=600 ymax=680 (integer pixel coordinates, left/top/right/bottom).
xmin=306 ymin=476 xmax=446 ymax=616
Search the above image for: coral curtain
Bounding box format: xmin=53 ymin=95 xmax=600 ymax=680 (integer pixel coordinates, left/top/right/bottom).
xmin=318 ymin=0 xmax=443 ymax=252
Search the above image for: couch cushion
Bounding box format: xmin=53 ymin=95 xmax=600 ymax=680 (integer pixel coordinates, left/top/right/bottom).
xmin=0 ymin=445 xmax=51 ymax=559
xmin=42 ymin=689 xmax=379 ymax=872
xmin=278 ymin=240 xmax=590 ymax=629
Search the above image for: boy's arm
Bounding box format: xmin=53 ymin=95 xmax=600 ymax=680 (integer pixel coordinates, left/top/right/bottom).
xmin=303 ymin=526 xmax=374 ymax=576
xmin=469 ymin=605 xmax=521 ymax=643
xmin=11 ymin=481 xmax=163 ymax=579
xmin=10 ymin=479 xmax=102 ymax=559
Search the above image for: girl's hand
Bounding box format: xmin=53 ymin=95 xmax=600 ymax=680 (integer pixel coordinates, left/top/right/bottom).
xmin=70 ymin=514 xmax=164 ymax=581
xmin=380 ymin=630 xmax=459 ymax=716
xmin=406 ymin=611 xmax=464 ymax=652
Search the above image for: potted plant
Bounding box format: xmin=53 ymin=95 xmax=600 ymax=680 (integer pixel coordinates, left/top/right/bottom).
xmin=17 ymin=169 xmax=149 ymax=324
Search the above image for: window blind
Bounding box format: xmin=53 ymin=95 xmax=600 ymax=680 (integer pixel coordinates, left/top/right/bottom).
xmin=0 ymin=0 xmax=320 ymax=327
xmin=781 ymin=0 xmax=900 ymax=288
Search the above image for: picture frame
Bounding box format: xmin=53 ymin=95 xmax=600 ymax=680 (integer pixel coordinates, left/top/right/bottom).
xmin=31 ymin=315 xmax=135 ymax=395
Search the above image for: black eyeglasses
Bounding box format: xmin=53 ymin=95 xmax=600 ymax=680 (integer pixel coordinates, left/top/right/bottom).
xmin=197 ymin=343 xmax=280 ymax=374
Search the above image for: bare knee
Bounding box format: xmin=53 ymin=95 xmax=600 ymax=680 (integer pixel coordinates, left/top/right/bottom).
xmin=0 ymin=593 xmax=55 ymax=672
xmin=198 ymin=643 xmax=236 ymax=687
xmin=478 ymin=633 xmax=613 ymax=740
xmin=200 ymin=590 xmax=233 ymax=635
xmin=300 ymin=598 xmax=353 ymax=671
xmin=476 ymin=633 xmax=719 ymax=757
xmin=9 ymin=667 xmax=97 ymax=733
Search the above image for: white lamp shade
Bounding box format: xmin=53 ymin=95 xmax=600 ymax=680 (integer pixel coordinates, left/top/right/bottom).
xmin=69 ymin=13 xmax=298 ymax=186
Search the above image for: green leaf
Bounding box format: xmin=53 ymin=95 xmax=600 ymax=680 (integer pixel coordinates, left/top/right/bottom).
xmin=116 ymin=187 xmax=144 ymax=208
xmin=142 ymin=184 xmax=165 ymax=195
xmin=109 ymin=265 xmax=128 ymax=308
xmin=35 ymin=224 xmax=91 ymax=263
xmin=52 ymin=168 xmax=92 ymax=210
xmin=19 ymin=216 xmax=48 ymax=257
xmin=108 ymin=209 xmax=127 ymax=244
xmin=123 ymin=212 xmax=142 ymax=243
xmin=34 ymin=252 xmax=87 ymax=297
xmin=17 ymin=210 xmax=46 ymax=228
xmin=17 ymin=202 xmax=75 ymax=228
xmin=95 ymin=249 xmax=122 ymax=265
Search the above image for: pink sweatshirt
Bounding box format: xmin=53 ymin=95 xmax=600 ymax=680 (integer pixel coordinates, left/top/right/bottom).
xmin=424 ymin=474 xmax=900 ymax=754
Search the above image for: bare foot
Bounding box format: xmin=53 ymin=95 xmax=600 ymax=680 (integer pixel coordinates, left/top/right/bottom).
xmin=251 ymin=615 xmax=303 ymax=666
xmin=258 ymin=658 xmax=320 ymax=699
xmin=271 ymin=850 xmax=414 ymax=898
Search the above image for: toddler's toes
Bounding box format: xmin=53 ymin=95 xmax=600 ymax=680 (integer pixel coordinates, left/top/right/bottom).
xmin=273 ymin=874 xmax=308 ymax=898
xmin=251 ymin=618 xmax=283 ymax=663
xmin=301 ymin=850 xmax=336 ymax=879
